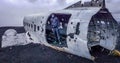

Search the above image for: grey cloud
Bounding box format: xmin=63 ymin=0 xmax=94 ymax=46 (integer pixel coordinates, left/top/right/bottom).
xmin=27 ymin=0 xmax=51 ymax=4
xmin=106 ymin=0 xmax=120 ymax=13
xmin=0 ymin=0 xmax=120 ymax=26
xmin=27 ymin=0 xmax=38 ymax=3
xmin=106 ymin=0 xmax=112 ymax=3
xmin=105 ymin=0 xmax=120 ymax=21
xmin=0 ymin=0 xmax=67 ymax=26
xmin=57 ymin=0 xmax=66 ymax=5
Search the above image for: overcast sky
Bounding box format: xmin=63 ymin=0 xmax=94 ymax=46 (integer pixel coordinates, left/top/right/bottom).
xmin=0 ymin=0 xmax=120 ymax=27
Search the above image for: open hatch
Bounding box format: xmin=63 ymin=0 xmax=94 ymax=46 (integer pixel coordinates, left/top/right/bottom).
xmin=46 ymin=13 xmax=71 ymax=47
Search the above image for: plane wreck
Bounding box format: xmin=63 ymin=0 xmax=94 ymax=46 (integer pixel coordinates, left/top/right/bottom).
xmin=21 ymin=0 xmax=120 ymax=60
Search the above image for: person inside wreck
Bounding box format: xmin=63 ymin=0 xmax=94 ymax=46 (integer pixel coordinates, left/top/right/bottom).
xmin=50 ymin=14 xmax=61 ymax=44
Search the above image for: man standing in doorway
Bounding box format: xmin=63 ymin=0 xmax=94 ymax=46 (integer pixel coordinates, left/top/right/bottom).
xmin=50 ymin=14 xmax=61 ymax=45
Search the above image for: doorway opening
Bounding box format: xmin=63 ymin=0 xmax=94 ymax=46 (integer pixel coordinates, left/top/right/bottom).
xmin=46 ymin=13 xmax=71 ymax=47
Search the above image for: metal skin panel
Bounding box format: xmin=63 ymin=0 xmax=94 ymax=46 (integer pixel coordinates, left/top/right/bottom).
xmin=23 ymin=7 xmax=101 ymax=60
xmin=66 ymin=7 xmax=101 ymax=59
xmin=24 ymin=13 xmax=50 ymax=44
xmin=100 ymin=27 xmax=118 ymax=50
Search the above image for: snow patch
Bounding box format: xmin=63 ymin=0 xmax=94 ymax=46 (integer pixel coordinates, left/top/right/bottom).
xmin=2 ymin=29 xmax=31 ymax=48
xmin=4 ymin=29 xmax=17 ymax=36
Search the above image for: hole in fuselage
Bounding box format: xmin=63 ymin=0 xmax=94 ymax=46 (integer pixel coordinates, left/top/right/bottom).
xmin=87 ymin=9 xmax=118 ymax=57
xmin=45 ymin=13 xmax=71 ymax=47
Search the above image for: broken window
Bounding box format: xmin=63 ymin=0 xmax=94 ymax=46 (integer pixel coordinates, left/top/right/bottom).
xmin=75 ymin=22 xmax=80 ymax=35
xmin=31 ymin=24 xmax=33 ymax=28
xmin=34 ymin=25 xmax=36 ymax=32
xmin=37 ymin=26 xmax=40 ymax=31
xmin=101 ymin=21 xmax=105 ymax=24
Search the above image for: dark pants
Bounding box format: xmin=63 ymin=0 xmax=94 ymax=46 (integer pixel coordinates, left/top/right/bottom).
xmin=52 ymin=28 xmax=60 ymax=42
